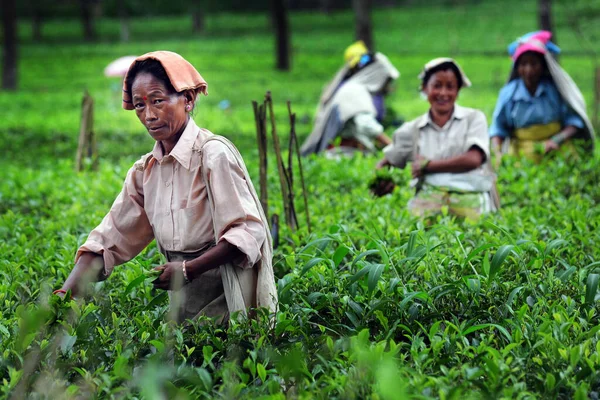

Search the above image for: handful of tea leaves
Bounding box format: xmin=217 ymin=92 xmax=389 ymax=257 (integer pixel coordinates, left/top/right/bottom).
xmin=144 ymin=268 xmax=163 ymax=280
xmin=369 ymin=167 xmax=405 ymax=197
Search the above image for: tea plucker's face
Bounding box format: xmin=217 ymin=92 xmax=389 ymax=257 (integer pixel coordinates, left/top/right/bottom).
xmin=517 ymin=51 xmax=545 ymax=93
xmin=131 ymin=72 xmax=194 ymax=143
xmin=423 ymin=69 xmax=459 ymax=115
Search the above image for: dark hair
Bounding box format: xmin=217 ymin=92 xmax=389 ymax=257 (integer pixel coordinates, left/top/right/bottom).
xmin=125 ymin=59 xmax=177 ymax=96
xmin=421 ymin=62 xmax=463 ymax=89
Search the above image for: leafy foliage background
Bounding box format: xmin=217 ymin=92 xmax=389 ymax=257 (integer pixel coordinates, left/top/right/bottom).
xmin=1 ymin=1 xmax=599 ymax=398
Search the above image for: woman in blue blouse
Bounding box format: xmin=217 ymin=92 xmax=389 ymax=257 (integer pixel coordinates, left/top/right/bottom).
xmin=490 ymin=31 xmax=595 ymax=162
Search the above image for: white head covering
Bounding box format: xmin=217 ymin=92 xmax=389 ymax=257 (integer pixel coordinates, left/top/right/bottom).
xmin=300 ymin=53 xmax=400 ymax=155
xmin=418 ymin=57 xmax=472 ymax=89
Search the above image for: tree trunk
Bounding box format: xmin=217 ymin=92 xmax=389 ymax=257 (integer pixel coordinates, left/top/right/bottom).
xmin=32 ymin=9 xmax=43 ymax=41
xmin=538 ymin=0 xmax=555 ymax=43
xmin=192 ymin=11 xmax=205 ymax=33
xmin=319 ymin=0 xmax=331 ymax=14
xmin=270 ymin=0 xmax=291 ymax=71
xmin=352 ymin=0 xmax=374 ymax=51
xmin=119 ymin=1 xmax=130 ymax=42
xmin=2 ymin=0 xmax=18 ymax=91
xmin=80 ymin=0 xmax=97 ymax=42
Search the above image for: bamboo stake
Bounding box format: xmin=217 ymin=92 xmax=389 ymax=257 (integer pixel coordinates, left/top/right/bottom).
xmin=287 ymin=113 xmax=294 ymax=190
xmin=595 ymin=66 xmax=599 ymax=129
xmin=253 ymin=101 xmax=269 ymax=218
xmin=288 ymin=101 xmax=311 ymax=233
xmin=266 ymin=92 xmax=297 ymax=231
xmin=271 ymin=214 xmax=280 ymax=249
xmin=75 ymin=90 xmax=97 ymax=172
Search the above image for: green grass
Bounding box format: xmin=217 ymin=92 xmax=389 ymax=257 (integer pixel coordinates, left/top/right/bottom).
xmin=1 ymin=1 xmax=600 ymax=398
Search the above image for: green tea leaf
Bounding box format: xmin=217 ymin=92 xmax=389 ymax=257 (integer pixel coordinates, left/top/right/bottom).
xmin=125 ymin=274 xmax=149 ymax=295
xmin=367 ymin=263 xmax=385 ymax=294
xmin=332 ymin=245 xmax=350 ymax=267
xmin=462 ymin=323 xmax=512 ymax=343
xmin=146 ymin=291 xmax=168 ymax=310
xmin=257 ymin=363 xmax=267 ymax=382
xmin=489 ymin=245 xmax=514 ymax=281
xmin=585 ymin=273 xmax=599 ymax=304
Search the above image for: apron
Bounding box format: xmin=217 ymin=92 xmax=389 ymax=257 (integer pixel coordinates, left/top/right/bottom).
xmin=164 ymin=245 xmax=255 ymax=325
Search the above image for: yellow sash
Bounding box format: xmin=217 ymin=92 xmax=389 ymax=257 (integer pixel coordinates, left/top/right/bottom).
xmin=511 ymin=122 xmax=566 ymax=162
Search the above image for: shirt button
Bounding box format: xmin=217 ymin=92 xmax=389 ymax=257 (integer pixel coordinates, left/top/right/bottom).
xmin=165 ymin=181 xmax=171 ymax=187
xmin=165 ymin=210 xmax=170 ymax=216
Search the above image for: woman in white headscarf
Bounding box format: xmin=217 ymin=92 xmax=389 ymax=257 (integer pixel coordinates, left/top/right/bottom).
xmin=300 ymin=41 xmax=400 ymax=157
xmin=376 ymin=58 xmax=498 ymax=219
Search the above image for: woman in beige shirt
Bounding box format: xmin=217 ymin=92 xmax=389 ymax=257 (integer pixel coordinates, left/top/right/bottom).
xmin=55 ymin=51 xmax=277 ymax=322
xmin=376 ymin=58 xmax=497 ymax=219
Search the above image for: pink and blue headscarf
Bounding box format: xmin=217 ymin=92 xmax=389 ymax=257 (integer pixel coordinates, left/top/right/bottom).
xmin=508 ymin=31 xmax=560 ymax=61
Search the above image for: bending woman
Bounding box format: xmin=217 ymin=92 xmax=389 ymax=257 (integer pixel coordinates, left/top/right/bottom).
xmin=55 ymin=51 xmax=277 ymax=323
xmin=377 ymin=58 xmax=497 ymax=219
xmin=490 ymin=31 xmax=595 ymax=162
xmin=300 ymin=41 xmax=400 ymax=156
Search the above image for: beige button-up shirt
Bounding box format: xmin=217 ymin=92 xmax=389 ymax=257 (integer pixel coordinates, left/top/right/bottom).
xmin=384 ymin=104 xmax=490 ymax=166
xmin=77 ymin=119 xmax=265 ymax=276
xmin=384 ymin=105 xmax=493 ymax=192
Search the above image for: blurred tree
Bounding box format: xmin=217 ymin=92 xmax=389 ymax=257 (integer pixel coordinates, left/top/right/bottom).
xmin=538 ymin=0 xmax=555 ymax=42
xmin=271 ymin=0 xmax=291 ymax=71
xmin=80 ymin=0 xmax=97 ymax=41
xmin=31 ymin=0 xmax=48 ymax=41
xmin=318 ymin=0 xmax=332 ymax=14
xmin=563 ymin=0 xmax=600 ymax=127
xmin=352 ymin=0 xmax=373 ymax=50
xmin=119 ymin=0 xmax=130 ymax=42
xmin=2 ymin=0 xmax=18 ymax=90
xmin=192 ymin=11 xmax=205 ymax=33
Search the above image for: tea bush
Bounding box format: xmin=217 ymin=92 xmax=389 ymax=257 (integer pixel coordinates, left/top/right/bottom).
xmin=1 ymin=2 xmax=599 ymax=398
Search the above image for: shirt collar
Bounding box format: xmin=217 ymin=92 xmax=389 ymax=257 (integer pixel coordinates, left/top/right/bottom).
xmin=513 ymin=78 xmax=548 ymax=101
xmin=417 ymin=104 xmax=466 ymax=129
xmin=147 ymin=118 xmax=199 ymax=170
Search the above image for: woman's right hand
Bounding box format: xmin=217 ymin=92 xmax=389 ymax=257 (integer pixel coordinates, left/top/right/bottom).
xmin=371 ymin=179 xmax=396 ymax=197
xmin=376 ymin=158 xmax=390 ymax=169
xmin=544 ymin=139 xmax=559 ymax=154
xmin=56 ymin=253 xmax=105 ymax=299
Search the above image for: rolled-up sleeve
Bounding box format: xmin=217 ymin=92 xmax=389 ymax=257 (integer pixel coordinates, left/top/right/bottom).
xmin=383 ymin=121 xmax=416 ymax=168
xmin=76 ymin=165 xmax=154 ymax=277
xmin=350 ymin=113 xmax=384 ymax=152
xmin=560 ymin=102 xmax=585 ymax=129
xmin=464 ymin=110 xmax=491 ymax=161
xmin=205 ymin=142 xmax=266 ymax=269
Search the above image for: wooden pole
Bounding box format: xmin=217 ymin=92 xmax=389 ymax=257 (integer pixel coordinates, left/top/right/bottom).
xmin=287 ymin=111 xmax=294 ymax=190
xmin=270 ymin=214 xmax=280 ymax=249
xmin=595 ymin=66 xmax=600 ymax=130
xmin=76 ymin=91 xmax=96 ymax=172
xmin=266 ymin=91 xmax=297 ymax=231
xmin=253 ymin=101 xmax=269 ymax=218
xmin=288 ymin=101 xmax=311 ymax=233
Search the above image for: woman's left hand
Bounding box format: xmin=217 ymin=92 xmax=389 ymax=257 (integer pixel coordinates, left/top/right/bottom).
xmin=412 ymin=155 xmax=429 ymax=178
xmin=153 ymin=262 xmax=187 ymax=290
